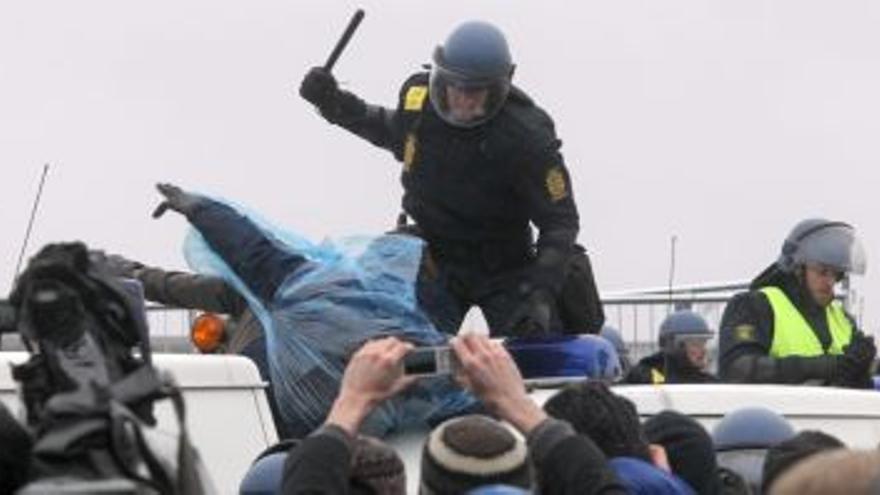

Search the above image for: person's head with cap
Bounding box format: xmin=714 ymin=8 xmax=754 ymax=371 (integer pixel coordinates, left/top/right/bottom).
xmin=712 ymin=407 xmax=795 ymax=493
xmin=420 ymin=414 xmax=531 ymax=494
xmin=760 ymin=430 xmax=844 ymax=494
xmin=240 ymin=436 xmax=406 ymax=495
xmin=644 ymin=410 xmax=719 ymax=494
xmin=351 ymin=435 xmax=407 ymax=495
xmin=543 ymin=381 xmax=650 ymax=461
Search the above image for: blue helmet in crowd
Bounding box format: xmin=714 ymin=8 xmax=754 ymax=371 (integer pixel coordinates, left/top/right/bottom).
xmin=506 ymin=334 xmax=622 ymax=381
xmin=239 ymin=452 xmax=286 ymax=494
xmin=713 ymin=407 xmax=795 ymax=451
xmin=712 ymin=407 xmax=796 ymax=493
xmin=430 ymin=21 xmax=515 ymax=128
xmin=600 ymin=324 xmax=631 ymax=374
xmin=657 ymin=310 xmax=713 ymax=353
xmin=239 ymin=439 xmax=299 ymax=494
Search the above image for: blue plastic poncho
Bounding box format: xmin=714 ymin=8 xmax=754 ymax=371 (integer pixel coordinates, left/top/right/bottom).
xmin=183 ymin=199 xmax=474 ymax=437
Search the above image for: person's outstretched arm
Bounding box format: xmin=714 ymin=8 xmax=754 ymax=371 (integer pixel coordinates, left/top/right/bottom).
xmin=152 ymin=183 xmax=309 ymax=303
xmin=299 ymin=67 xmax=402 ymax=151
xmin=451 ymin=335 xmax=626 ymax=495
xmin=94 ymin=252 xmax=247 ymax=316
xmin=281 ymin=337 xmax=414 ymax=494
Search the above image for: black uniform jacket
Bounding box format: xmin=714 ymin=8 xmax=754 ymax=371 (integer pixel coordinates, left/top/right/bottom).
xmin=329 ymin=72 xmax=579 ymax=291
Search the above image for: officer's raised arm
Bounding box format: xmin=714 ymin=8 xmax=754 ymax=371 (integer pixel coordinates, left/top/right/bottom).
xmin=299 ymin=66 xmax=402 ymax=151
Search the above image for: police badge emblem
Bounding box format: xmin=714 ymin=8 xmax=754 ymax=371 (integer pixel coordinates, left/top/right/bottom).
xmin=545 ymin=167 xmax=568 ymax=202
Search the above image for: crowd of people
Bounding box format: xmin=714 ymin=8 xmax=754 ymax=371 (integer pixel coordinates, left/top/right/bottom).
xmin=7 ymin=15 xmax=873 ymax=495
xmin=237 ymin=333 xmax=880 ymax=494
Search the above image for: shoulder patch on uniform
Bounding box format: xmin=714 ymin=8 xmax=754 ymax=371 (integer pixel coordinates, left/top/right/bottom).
xmin=734 ymin=324 xmax=757 ymax=342
xmin=404 ymin=85 xmax=428 ymax=111
xmin=545 ymin=166 xmax=568 ymax=202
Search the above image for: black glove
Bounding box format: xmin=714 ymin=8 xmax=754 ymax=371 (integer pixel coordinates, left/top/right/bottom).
xmin=509 ymin=288 xmax=556 ymax=337
xmin=88 ymin=251 xmax=144 ymax=278
xmin=299 ymin=66 xmax=340 ymax=110
xmin=151 ymin=183 xmax=205 ymax=219
xmin=836 ymin=334 xmax=876 ymax=387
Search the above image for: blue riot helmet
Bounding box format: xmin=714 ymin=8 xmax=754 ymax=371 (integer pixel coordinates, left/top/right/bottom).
xmin=777 ymin=218 xmax=866 ymax=276
xmin=600 ymin=324 xmax=631 ymax=374
xmin=657 ymin=310 xmax=713 ymax=354
xmin=712 ymin=407 xmax=796 ymax=493
xmin=239 ymin=452 xmax=286 ymax=494
xmin=506 ymin=334 xmax=622 ymax=381
xmin=430 ymin=21 xmax=515 ymax=128
xmin=239 ymin=439 xmax=299 ymax=494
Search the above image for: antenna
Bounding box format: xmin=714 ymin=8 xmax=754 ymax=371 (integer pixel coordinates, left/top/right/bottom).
xmin=13 ymin=163 xmax=50 ymax=282
xmin=667 ymin=234 xmax=677 ymax=312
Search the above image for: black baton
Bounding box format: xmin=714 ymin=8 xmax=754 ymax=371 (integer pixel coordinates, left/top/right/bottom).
xmin=324 ymin=9 xmax=365 ymax=72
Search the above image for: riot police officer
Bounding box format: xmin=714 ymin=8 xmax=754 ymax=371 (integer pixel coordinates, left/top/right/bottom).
xmin=624 ymin=309 xmax=718 ymax=384
xmin=299 ymin=20 xmax=603 ymax=336
xmin=718 ymin=218 xmax=875 ymax=387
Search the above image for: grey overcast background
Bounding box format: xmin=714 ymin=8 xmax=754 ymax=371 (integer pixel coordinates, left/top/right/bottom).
xmin=1 ymin=1 xmax=878 ymax=332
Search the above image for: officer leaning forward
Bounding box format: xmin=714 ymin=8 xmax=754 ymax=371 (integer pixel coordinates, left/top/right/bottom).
xmin=299 ymin=20 xmax=603 ymax=336
xmin=719 ymin=218 xmax=876 ymax=387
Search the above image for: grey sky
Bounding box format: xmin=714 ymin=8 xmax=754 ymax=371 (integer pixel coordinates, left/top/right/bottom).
xmin=2 ymin=1 xmax=878 ymax=331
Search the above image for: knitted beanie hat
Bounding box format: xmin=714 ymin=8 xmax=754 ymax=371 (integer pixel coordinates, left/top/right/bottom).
xmin=420 ymin=415 xmax=532 ymax=494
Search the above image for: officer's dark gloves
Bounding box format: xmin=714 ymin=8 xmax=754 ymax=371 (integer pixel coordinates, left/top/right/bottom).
xmin=299 ymin=67 xmax=340 ymax=111
xmin=152 ymin=183 xmax=205 ymax=219
xmin=835 ymin=334 xmax=877 ymax=388
xmin=88 ymin=251 xmax=144 ymax=278
xmin=509 ymin=288 xmax=555 ymax=337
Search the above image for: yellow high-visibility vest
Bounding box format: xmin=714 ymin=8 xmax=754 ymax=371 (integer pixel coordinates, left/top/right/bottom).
xmin=650 ymin=368 xmax=666 ymax=384
xmin=761 ymin=286 xmax=853 ymax=358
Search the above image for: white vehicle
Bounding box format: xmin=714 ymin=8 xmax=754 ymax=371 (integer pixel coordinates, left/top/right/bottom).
xmin=5 ymin=347 xmax=880 ymax=493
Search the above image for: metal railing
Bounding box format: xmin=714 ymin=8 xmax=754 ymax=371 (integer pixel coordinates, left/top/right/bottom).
xmin=601 ymin=280 xmax=749 ymax=361
xmin=133 ymin=278 xmax=864 ymax=359
xmin=145 ymin=305 xmax=198 ymax=353
xmin=136 ymin=280 xmax=753 ymax=357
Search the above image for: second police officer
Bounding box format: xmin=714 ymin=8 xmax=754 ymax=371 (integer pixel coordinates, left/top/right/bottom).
xmin=718 ymin=218 xmax=875 ymax=387
xmin=625 ymin=309 xmax=718 ymax=384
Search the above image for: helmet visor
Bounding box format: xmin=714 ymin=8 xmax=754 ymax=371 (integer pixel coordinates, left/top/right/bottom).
xmin=429 ymin=57 xmax=510 ymax=128
xmin=715 ymin=449 xmax=767 ymax=494
xmin=794 ymin=224 xmax=867 ymax=275
xmin=671 ymin=333 xmax=713 ymax=346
